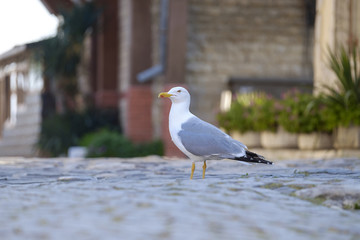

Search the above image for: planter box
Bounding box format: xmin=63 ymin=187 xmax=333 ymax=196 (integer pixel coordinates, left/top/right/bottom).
xmin=334 ymin=126 xmax=360 ymax=149
xmin=298 ymin=133 xmax=332 ymax=150
xmin=261 ymin=127 xmax=298 ymax=149
xmin=68 ymin=146 xmax=88 ymax=158
xmin=230 ymin=131 xmax=261 ymax=148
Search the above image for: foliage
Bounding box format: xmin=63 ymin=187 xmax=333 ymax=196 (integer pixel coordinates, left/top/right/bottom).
xmin=326 ymin=46 xmax=360 ymax=107
xmin=39 ymin=2 xmax=99 ymax=80
xmin=278 ymin=91 xmax=334 ymax=133
xmin=252 ymin=95 xmax=278 ymax=132
xmin=321 ymin=46 xmax=360 ymax=126
xmin=80 ymin=129 xmax=163 ymax=158
xmin=38 ymin=113 xmax=76 ymax=157
xmin=37 ymin=108 xmax=120 ymax=157
xmin=34 ymin=2 xmax=100 ymax=111
xmin=217 ymin=100 xmax=252 ymax=133
xmin=218 ymin=45 xmax=360 ymax=133
xmin=319 ymin=98 xmax=360 ymax=127
xmin=218 ymin=46 xmax=360 ymax=134
xmin=217 ymin=111 xmax=232 ymax=132
xmin=218 ymin=92 xmax=278 ymax=133
xmin=218 ymin=90 xmax=341 ymax=134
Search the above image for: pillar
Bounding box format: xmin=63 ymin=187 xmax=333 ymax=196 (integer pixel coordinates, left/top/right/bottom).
xmin=120 ymin=0 xmax=153 ymax=143
xmin=161 ymin=0 xmax=188 ymax=157
xmin=93 ymin=0 xmax=119 ymax=108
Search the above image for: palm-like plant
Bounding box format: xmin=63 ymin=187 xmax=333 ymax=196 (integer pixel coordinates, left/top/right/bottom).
xmin=322 ymin=46 xmax=360 ymax=127
xmin=326 ymin=46 xmax=360 ymax=107
xmin=35 ymin=2 xmax=100 ymax=111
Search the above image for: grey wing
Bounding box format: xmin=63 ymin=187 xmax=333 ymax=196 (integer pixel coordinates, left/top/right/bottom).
xmin=178 ymin=117 xmax=247 ymax=159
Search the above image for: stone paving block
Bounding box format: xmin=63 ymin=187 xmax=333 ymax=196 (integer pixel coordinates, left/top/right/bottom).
xmin=0 ymin=157 xmax=360 ymax=240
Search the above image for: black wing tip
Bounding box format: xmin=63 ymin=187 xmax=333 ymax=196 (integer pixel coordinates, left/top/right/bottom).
xmin=234 ymin=150 xmax=273 ymax=165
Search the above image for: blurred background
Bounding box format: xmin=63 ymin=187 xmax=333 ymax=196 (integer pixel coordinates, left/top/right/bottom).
xmin=0 ymin=0 xmax=359 ymax=158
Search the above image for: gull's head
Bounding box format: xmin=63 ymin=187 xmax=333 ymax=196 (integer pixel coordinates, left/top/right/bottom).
xmin=158 ymin=87 xmax=190 ymax=103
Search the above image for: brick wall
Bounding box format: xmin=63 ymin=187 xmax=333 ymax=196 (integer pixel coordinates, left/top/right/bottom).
xmin=124 ymin=85 xmax=153 ymax=143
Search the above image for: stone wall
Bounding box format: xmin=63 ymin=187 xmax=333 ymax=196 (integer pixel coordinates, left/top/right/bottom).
xmin=313 ymin=0 xmax=336 ymax=93
xmin=119 ymin=0 xmax=132 ymax=93
xmin=313 ymin=0 xmax=360 ymax=94
xmin=150 ymin=0 xmax=313 ymax=124
xmin=334 ymin=0 xmax=350 ymax=47
xmin=186 ymin=0 xmax=313 ymax=123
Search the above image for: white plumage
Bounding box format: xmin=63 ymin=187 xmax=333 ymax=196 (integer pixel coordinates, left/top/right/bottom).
xmin=159 ymin=86 xmax=272 ymax=179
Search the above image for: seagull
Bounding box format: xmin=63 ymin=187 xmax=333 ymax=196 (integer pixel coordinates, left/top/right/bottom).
xmin=158 ymin=86 xmax=273 ymax=179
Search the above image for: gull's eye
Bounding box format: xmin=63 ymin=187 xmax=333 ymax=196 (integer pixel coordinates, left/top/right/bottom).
xmin=177 ymin=90 xmax=181 ymax=93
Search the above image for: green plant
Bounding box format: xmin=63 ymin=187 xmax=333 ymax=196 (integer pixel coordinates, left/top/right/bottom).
xmin=35 ymin=2 xmax=100 ymax=111
xmin=252 ymin=95 xmax=279 ymax=132
xmin=134 ymin=140 xmax=164 ymax=157
xmin=322 ymin=46 xmax=360 ymax=126
xmin=81 ymin=129 xmax=163 ymax=158
xmin=218 ymin=93 xmax=279 ymax=133
xmin=217 ymin=101 xmax=252 ymax=133
xmin=37 ymin=114 xmax=77 ymax=157
xmin=41 ymin=3 xmax=99 ymax=79
xmin=37 ymin=108 xmax=120 ymax=156
xmin=81 ymin=129 xmax=134 ymax=157
xmin=217 ymin=111 xmax=232 ymax=132
xmin=278 ymin=91 xmax=334 ymax=133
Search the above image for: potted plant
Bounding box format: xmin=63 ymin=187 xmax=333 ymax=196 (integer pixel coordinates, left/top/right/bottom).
xmin=278 ymin=92 xmax=333 ymax=149
xmin=323 ymin=46 xmax=360 ymax=149
xmin=326 ymin=103 xmax=360 ymax=149
xmin=258 ymin=93 xmax=298 ymax=149
xmin=218 ymin=93 xmax=262 ymax=148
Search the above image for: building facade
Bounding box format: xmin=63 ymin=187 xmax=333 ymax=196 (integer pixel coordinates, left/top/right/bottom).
xmin=1 ymin=0 xmax=359 ymax=157
xmin=0 ymin=44 xmax=43 ymax=156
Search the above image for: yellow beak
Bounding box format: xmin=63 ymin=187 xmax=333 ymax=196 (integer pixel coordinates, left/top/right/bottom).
xmin=158 ymin=92 xmax=173 ymax=98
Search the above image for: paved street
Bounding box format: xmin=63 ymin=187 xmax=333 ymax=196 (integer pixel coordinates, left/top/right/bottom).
xmin=0 ymin=156 xmax=360 ymax=240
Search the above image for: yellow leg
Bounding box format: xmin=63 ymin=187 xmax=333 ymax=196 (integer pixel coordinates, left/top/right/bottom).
xmin=190 ymin=162 xmax=195 ymax=180
xmin=202 ymin=161 xmax=207 ymax=179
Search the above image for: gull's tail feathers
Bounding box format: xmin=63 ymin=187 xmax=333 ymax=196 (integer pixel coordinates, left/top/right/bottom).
xmin=233 ymin=150 xmax=273 ymax=165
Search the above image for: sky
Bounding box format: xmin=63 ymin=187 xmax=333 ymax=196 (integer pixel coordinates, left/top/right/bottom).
xmin=0 ymin=0 xmax=58 ymax=54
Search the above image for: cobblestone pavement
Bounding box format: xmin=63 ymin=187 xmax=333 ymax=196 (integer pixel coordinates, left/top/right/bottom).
xmin=0 ymin=156 xmax=360 ymax=240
